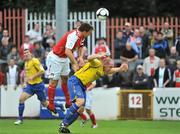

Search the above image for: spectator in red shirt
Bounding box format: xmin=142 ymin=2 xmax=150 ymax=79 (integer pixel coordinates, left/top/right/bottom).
xmin=0 ymin=65 xmax=5 ymax=86
xmin=173 ymin=60 xmax=180 ymax=87
xmin=93 ymin=38 xmax=110 ymax=56
xmin=19 ymin=35 xmax=34 ymax=59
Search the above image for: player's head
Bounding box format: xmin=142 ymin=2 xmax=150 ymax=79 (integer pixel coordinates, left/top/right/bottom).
xmin=78 ymin=22 xmax=93 ymax=37
xmin=23 ymin=49 xmax=32 ymax=60
xmin=101 ymin=56 xmax=114 ymax=72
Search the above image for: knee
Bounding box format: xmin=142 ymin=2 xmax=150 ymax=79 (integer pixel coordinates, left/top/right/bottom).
xmin=61 ymin=76 xmax=68 ymax=84
xmin=49 ymin=80 xmax=58 ymax=87
xmin=78 ymin=106 xmax=85 ymax=114
xmin=19 ymin=96 xmax=25 ymax=103
xmin=75 ymin=98 xmax=85 ymax=107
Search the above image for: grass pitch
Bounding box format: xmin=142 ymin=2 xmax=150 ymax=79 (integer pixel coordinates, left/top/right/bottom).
xmin=0 ymin=119 xmax=180 ymax=134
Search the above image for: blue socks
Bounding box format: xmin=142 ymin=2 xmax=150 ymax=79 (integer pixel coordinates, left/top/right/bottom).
xmin=18 ymin=103 xmax=25 ymax=120
xmin=62 ymin=103 xmax=79 ymax=126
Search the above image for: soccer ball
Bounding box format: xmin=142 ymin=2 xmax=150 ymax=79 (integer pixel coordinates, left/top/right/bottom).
xmin=96 ymin=8 xmax=109 ymax=20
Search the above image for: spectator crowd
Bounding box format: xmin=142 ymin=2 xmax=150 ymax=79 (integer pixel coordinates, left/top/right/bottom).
xmin=0 ymin=21 xmax=180 ymax=90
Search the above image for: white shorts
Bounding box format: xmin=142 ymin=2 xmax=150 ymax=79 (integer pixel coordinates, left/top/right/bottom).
xmin=46 ymin=51 xmax=70 ymax=80
xmin=85 ymin=90 xmax=93 ymax=110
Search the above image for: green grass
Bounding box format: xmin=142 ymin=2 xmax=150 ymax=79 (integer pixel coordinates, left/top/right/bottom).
xmin=0 ymin=119 xmax=180 ymax=134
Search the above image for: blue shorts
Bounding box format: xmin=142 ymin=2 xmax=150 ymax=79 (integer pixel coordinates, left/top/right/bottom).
xmin=68 ymin=76 xmax=86 ymax=103
xmin=23 ymin=82 xmax=46 ymax=102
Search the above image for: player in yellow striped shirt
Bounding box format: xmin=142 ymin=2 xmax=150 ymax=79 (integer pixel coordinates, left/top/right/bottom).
xmin=59 ymin=53 xmax=128 ymax=133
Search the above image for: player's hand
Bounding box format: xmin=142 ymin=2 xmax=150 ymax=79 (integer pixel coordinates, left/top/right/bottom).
xmin=72 ymin=63 xmax=79 ymax=72
xmin=120 ymin=63 xmax=128 ymax=72
xmin=77 ymin=57 xmax=84 ymax=67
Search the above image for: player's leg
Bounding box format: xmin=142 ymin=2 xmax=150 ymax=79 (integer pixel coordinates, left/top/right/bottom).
xmin=61 ymin=75 xmax=71 ymax=108
xmin=59 ymin=76 xmax=86 ymax=133
xmin=47 ymin=79 xmax=58 ymax=111
xmin=34 ymin=82 xmax=60 ymax=116
xmin=86 ymin=109 xmax=97 ymax=128
xmin=46 ymin=52 xmax=61 ymax=111
xmin=80 ymin=91 xmax=91 ymax=127
xmin=85 ymin=91 xmax=97 ymax=128
xmin=80 ymin=112 xmax=87 ymax=127
xmin=14 ymin=86 xmax=33 ymax=125
xmin=62 ymin=81 xmax=85 ymax=125
xmin=61 ymin=60 xmax=71 ymax=108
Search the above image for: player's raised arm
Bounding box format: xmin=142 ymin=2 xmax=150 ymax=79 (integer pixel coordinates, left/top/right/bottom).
xmin=65 ymin=32 xmax=80 ymax=72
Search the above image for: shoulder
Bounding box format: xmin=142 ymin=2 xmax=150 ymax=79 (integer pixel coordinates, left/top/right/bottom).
xmin=67 ymin=30 xmax=79 ymax=40
xmin=90 ymin=59 xmax=102 ymax=67
xmin=144 ymin=57 xmax=149 ymax=61
xmin=32 ymin=58 xmax=40 ymax=64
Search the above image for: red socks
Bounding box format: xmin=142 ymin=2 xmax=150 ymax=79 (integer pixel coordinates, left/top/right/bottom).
xmin=80 ymin=113 xmax=87 ymax=121
xmin=61 ymin=83 xmax=72 ymax=107
xmin=48 ymin=85 xmax=56 ymax=111
xmin=90 ymin=113 xmax=96 ymax=125
xmin=80 ymin=113 xmax=96 ymax=125
xmin=48 ymin=82 xmax=71 ymax=110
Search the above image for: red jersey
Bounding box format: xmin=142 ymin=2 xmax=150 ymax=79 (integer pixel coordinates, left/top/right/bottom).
xmin=95 ymin=45 xmax=107 ymax=54
xmin=174 ymin=69 xmax=180 ymax=87
xmin=53 ymin=30 xmax=84 ymax=58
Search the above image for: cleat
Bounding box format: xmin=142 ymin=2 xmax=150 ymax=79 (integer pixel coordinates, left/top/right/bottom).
xmin=59 ymin=123 xmax=71 ymax=133
xmin=80 ymin=120 xmax=87 ymax=127
xmin=47 ymin=106 xmax=59 ymax=117
xmin=92 ymin=124 xmax=98 ymax=128
xmin=51 ymin=110 xmax=59 ymax=117
xmin=14 ymin=120 xmax=23 ymax=125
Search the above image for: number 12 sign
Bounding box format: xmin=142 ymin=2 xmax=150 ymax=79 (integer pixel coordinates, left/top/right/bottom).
xmin=128 ymin=94 xmax=143 ymax=108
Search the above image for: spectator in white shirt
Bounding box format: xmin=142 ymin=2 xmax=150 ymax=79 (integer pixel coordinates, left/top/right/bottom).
xmin=26 ymin=23 xmax=42 ymax=44
xmin=6 ymin=58 xmax=19 ymax=90
xmin=153 ymin=58 xmax=171 ymax=88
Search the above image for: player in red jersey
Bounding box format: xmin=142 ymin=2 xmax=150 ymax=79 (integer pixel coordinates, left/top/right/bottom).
xmin=46 ymin=23 xmax=93 ymax=113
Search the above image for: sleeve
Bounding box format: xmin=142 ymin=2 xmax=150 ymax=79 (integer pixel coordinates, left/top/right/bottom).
xmin=33 ymin=59 xmax=45 ymax=73
xmin=114 ymin=39 xmax=120 ymax=49
xmin=173 ymin=71 xmax=176 ymax=82
xmin=167 ymin=68 xmax=171 ymax=81
xmin=65 ymin=32 xmax=79 ymax=49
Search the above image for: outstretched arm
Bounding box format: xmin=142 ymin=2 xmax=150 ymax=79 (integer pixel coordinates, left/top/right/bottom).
xmin=108 ymin=63 xmax=128 ymax=74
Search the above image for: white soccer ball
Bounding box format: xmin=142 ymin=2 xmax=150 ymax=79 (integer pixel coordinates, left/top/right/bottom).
xmin=96 ymin=8 xmax=109 ymax=20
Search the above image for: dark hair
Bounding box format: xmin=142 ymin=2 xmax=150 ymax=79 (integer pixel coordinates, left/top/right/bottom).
xmin=157 ymin=31 xmax=163 ymax=35
xmin=78 ymin=23 xmax=93 ymax=32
